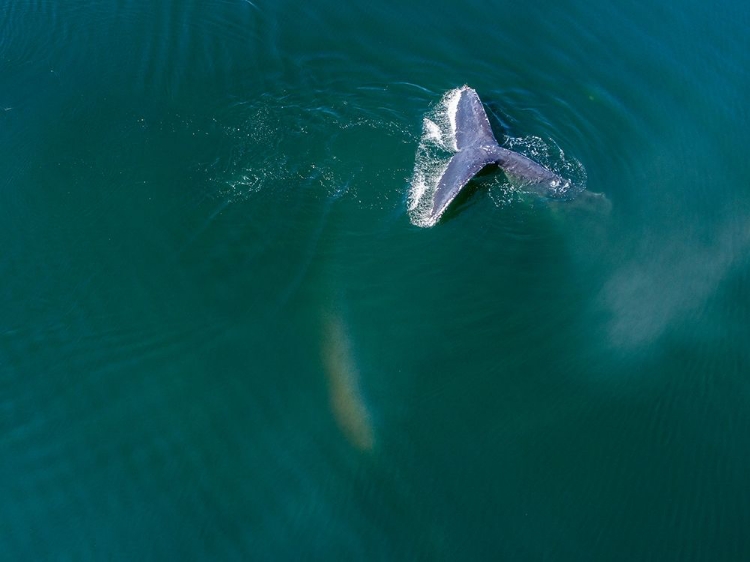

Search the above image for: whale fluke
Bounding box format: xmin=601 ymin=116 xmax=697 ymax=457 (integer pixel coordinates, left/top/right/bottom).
xmin=428 ymin=86 xmax=570 ymax=223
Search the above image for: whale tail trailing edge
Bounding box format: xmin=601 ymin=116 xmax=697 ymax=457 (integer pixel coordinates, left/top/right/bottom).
xmin=427 ymin=86 xmax=570 ymax=224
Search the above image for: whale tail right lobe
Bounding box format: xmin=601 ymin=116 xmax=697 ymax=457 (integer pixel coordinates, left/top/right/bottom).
xmin=492 ymin=146 xmax=570 ymax=194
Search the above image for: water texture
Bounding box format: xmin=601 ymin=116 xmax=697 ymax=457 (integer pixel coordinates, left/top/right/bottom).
xmin=2 ymin=0 xmax=749 ymax=560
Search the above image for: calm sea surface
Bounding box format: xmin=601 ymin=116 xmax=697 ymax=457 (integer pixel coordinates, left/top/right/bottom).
xmin=2 ymin=0 xmax=749 ymax=559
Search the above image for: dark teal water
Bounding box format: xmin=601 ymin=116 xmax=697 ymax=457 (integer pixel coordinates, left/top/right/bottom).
xmin=2 ymin=0 xmax=750 ymax=559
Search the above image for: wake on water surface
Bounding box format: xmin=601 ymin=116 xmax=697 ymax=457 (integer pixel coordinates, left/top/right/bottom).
xmin=408 ymin=87 xmax=587 ymax=227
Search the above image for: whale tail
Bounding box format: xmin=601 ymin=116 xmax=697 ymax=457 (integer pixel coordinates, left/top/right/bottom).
xmin=428 ymin=86 xmax=569 ymax=223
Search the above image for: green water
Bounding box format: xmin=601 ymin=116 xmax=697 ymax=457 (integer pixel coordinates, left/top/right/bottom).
xmin=2 ymin=0 xmax=750 ymax=559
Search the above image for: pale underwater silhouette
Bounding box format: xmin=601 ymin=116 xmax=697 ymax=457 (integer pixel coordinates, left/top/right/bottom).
xmin=321 ymin=312 xmax=374 ymax=451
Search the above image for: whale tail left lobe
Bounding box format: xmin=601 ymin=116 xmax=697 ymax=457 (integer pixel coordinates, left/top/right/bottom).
xmin=430 ymin=147 xmax=500 ymax=221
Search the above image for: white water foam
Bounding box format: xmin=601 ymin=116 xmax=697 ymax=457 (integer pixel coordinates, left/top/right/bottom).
xmin=408 ymin=88 xmax=587 ymax=227
xmin=407 ymin=88 xmax=465 ymax=228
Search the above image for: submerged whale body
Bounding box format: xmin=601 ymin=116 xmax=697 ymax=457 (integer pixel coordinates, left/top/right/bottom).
xmin=427 ymin=86 xmax=572 ymax=223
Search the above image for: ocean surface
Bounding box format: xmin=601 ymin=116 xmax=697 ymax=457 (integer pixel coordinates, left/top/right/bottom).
xmin=2 ymin=0 xmax=749 ymax=559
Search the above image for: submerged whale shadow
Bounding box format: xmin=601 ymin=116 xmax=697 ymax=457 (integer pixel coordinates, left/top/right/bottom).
xmin=437 ymin=170 xmax=497 ymax=224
